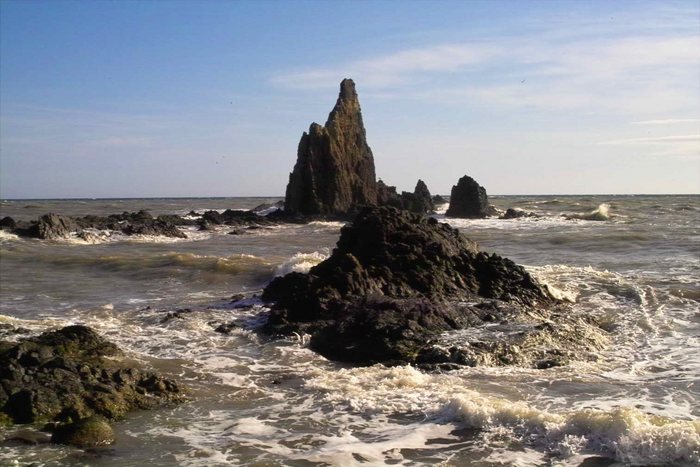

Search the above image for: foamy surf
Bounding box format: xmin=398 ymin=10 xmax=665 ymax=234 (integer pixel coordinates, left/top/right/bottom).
xmin=565 ymin=203 xmax=612 ymax=221
xmin=274 ymin=249 xmax=329 ymax=276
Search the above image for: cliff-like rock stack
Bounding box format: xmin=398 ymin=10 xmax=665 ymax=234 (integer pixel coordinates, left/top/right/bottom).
xmin=284 ymin=79 xmax=378 ymax=215
xmin=445 ymin=175 xmax=497 ymax=218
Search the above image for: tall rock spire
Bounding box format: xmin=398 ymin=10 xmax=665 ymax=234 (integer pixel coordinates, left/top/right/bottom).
xmin=284 ymin=79 xmax=378 ymax=215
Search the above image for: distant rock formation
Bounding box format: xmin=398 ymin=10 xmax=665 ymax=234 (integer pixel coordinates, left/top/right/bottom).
xmin=376 ymin=179 xmax=435 ymax=214
xmin=445 ymin=175 xmax=497 ymax=218
xmin=261 ymin=206 xmax=558 ymax=365
xmin=7 ymin=211 xmax=189 ymax=240
xmin=284 ymin=79 xmax=378 ymax=215
xmin=400 ymin=179 xmax=435 ymax=214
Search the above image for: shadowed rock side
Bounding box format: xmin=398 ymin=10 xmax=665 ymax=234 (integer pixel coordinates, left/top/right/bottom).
xmin=262 ymin=206 xmax=560 ymax=365
xmin=0 ymin=325 xmax=184 ymax=437
xmin=445 ymin=175 xmax=497 ymax=218
xmin=377 ymin=179 xmax=435 ymax=214
xmin=285 ymin=79 xmax=378 ymax=216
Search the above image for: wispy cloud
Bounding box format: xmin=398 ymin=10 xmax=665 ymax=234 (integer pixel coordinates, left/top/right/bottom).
xmin=599 ymin=134 xmax=700 ymax=145
xmin=270 ymin=31 xmax=699 ymax=117
xmin=632 ymin=119 xmax=700 ymax=125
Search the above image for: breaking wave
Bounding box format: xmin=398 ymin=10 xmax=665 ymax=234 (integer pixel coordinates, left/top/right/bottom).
xmin=274 ymin=249 xmax=329 ymax=276
xmin=565 ymin=203 xmax=612 ymax=221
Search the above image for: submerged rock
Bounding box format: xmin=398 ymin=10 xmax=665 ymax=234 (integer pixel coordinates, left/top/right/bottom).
xmin=445 ymin=175 xmax=497 ymax=218
xmin=284 ymin=79 xmax=378 ymax=216
xmin=0 ymin=325 xmax=184 ymax=426
xmin=262 ymin=206 xmax=557 ymax=364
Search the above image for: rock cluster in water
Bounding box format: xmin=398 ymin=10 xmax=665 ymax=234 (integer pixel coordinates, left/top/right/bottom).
xmin=445 ymin=175 xmax=497 ymax=218
xmin=284 ymin=79 xmax=379 ymax=216
xmin=377 ymin=179 xmax=436 ymax=214
xmin=0 ymin=325 xmax=184 ymax=446
xmin=262 ymin=206 xmax=559 ymax=365
xmin=2 ymin=211 xmax=189 ymax=240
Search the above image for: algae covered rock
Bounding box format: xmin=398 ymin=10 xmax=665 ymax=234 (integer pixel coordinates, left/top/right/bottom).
xmin=50 ymin=416 xmax=115 ymax=448
xmin=0 ymin=325 xmax=184 ymax=425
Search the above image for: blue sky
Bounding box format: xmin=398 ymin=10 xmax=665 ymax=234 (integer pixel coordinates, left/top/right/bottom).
xmin=1 ymin=0 xmax=698 ymax=198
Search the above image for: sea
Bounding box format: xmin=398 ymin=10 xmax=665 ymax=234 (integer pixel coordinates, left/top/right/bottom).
xmin=0 ymin=195 xmax=698 ymax=466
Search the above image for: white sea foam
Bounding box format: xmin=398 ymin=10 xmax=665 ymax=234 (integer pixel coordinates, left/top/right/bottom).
xmin=565 ymin=203 xmax=612 ymax=221
xmin=274 ymin=249 xmax=329 ymax=276
xmin=0 ymin=230 xmax=20 ymax=242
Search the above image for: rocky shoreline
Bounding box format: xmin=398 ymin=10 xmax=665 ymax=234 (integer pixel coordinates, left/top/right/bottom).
xmin=0 ymin=79 xmax=610 ymax=453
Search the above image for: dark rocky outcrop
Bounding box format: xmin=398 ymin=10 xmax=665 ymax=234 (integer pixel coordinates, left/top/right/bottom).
xmin=9 ymin=211 xmax=189 ymax=240
xmin=445 ymin=175 xmax=497 ymax=218
xmin=0 ymin=325 xmax=184 ymax=430
xmin=262 ymin=206 xmax=557 ymax=365
xmin=0 ymin=216 xmax=17 ymax=231
xmin=399 ymin=179 xmax=435 ymax=214
xmin=284 ymin=79 xmax=378 ymax=216
xmin=50 ymin=416 xmax=115 ymax=448
xmin=376 ymin=179 xmax=435 ymax=214
xmin=501 ymin=208 xmax=537 ymax=220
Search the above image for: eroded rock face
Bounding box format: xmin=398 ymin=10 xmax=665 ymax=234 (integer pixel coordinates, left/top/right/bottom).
xmin=284 ymin=79 xmax=378 ymax=215
xmin=445 ymin=175 xmax=497 ymax=218
xmin=262 ymin=206 xmax=557 ymax=364
xmin=0 ymin=325 xmax=184 ymax=425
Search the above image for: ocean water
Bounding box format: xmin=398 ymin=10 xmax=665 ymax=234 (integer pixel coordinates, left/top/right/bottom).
xmin=0 ymin=195 xmax=698 ymax=466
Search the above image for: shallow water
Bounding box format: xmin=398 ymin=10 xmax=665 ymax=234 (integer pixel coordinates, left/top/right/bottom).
xmin=1 ymin=195 xmax=698 ymax=466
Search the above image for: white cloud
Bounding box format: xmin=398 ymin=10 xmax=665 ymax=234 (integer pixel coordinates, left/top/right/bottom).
xmin=599 ymin=135 xmax=700 ymax=145
xmin=632 ymin=119 xmax=700 ymax=125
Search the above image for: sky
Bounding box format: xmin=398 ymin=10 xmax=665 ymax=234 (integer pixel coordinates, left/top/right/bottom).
xmin=1 ymin=0 xmax=698 ymax=198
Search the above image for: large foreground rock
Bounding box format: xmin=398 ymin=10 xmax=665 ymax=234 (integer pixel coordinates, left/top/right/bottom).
xmin=0 ymin=325 xmax=184 ymax=426
xmin=445 ymin=175 xmax=497 ymax=218
xmin=262 ymin=206 xmax=557 ymax=364
xmin=284 ymin=79 xmax=378 ymax=216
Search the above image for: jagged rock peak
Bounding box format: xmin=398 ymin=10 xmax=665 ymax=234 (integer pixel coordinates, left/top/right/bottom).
xmin=284 ymin=79 xmax=378 ymax=216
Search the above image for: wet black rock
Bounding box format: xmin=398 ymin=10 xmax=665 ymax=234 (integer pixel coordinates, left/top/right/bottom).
xmin=284 ymin=79 xmax=378 ymax=215
xmin=262 ymin=206 xmax=555 ymax=364
xmin=50 ymin=416 xmax=115 ymax=448
xmin=445 ymin=175 xmax=497 ymax=218
xmin=501 ymin=208 xmax=537 ymax=220
xmin=0 ymin=216 xmax=16 ymax=231
xmin=0 ymin=325 xmax=184 ymax=426
xmin=251 ymin=200 xmax=285 ymax=214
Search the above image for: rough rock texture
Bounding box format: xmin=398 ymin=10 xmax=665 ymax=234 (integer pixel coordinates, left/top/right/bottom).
xmin=501 ymin=208 xmax=537 ymax=220
xmin=262 ymin=206 xmax=557 ymax=364
xmin=376 ymin=179 xmax=435 ymax=214
xmin=0 ymin=325 xmax=184 ymax=425
xmin=50 ymin=416 xmax=115 ymax=448
xmin=10 ymin=211 xmax=188 ymax=240
xmin=400 ymin=179 xmax=435 ymax=214
xmin=445 ymin=175 xmax=497 ymax=218
xmin=284 ymin=79 xmax=378 ymax=215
